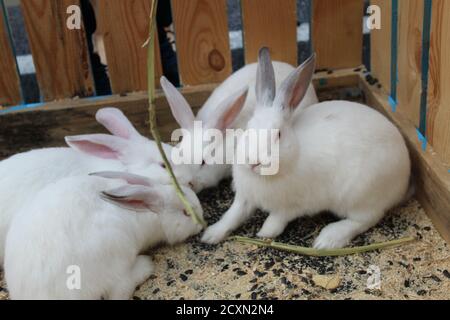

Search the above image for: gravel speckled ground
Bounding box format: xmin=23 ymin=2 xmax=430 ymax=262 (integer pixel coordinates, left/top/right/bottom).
xmin=2 ymin=180 xmax=448 ymax=300
xmin=131 ymin=180 xmax=450 ymax=300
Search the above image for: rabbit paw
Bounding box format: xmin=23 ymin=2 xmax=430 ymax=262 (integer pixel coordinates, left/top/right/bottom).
xmin=256 ymin=215 xmax=287 ymax=239
xmin=313 ymin=225 xmax=352 ymax=249
xmin=201 ymin=222 xmax=230 ymax=244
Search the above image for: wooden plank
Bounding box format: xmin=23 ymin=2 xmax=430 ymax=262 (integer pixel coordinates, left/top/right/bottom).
xmin=241 ymin=0 xmax=297 ymax=66
xmin=427 ymin=0 xmax=450 ymax=165
xmin=0 ymin=67 xmax=361 ymax=159
xmin=20 ymin=0 xmax=94 ymax=101
xmin=0 ymin=84 xmax=217 ymax=159
xmin=171 ymin=0 xmax=231 ymax=85
xmin=370 ymin=0 xmax=391 ymax=91
xmin=313 ymin=67 xmax=363 ymax=90
xmin=360 ymin=73 xmax=450 ymax=245
xmin=312 ymin=0 xmax=364 ymax=69
xmin=94 ymin=0 xmax=163 ymax=94
xmin=397 ymin=0 xmax=423 ymax=128
xmin=0 ymin=3 xmax=21 ymax=107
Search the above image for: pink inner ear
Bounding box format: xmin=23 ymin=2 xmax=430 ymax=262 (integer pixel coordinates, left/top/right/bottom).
xmin=122 ymin=199 xmax=149 ymax=210
xmin=101 ymin=117 xmax=130 ymax=139
xmin=70 ymin=141 xmax=118 ymax=159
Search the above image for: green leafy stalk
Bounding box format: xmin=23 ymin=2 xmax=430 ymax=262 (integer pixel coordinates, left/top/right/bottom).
xmin=231 ymin=236 xmax=415 ymax=257
xmin=146 ymin=0 xmax=206 ymax=228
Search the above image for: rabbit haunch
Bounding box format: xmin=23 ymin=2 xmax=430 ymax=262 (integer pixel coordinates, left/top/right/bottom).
xmin=4 ymin=172 xmax=203 ymax=300
xmin=201 ymin=48 xmax=411 ymax=249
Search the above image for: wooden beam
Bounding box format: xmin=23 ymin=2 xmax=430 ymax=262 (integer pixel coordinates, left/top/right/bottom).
xmin=0 ymin=3 xmax=21 ymax=107
xmin=171 ymin=0 xmax=232 ymax=86
xmin=313 ymin=66 xmax=363 ymax=90
xmin=20 ymin=0 xmax=94 ymax=101
xmin=241 ymin=0 xmax=297 ymax=66
xmin=0 ymin=84 xmax=216 ymax=159
xmin=360 ymin=73 xmax=450 ymax=244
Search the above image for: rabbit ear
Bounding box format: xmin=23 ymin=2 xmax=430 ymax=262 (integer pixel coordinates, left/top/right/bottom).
xmin=100 ymin=185 xmax=163 ymax=212
xmin=160 ymin=76 xmax=195 ymax=130
xmin=96 ymin=107 xmax=142 ymax=140
xmin=256 ymin=47 xmax=275 ymax=107
xmin=205 ymin=86 xmax=249 ymax=131
xmin=274 ymin=53 xmax=316 ymax=111
xmin=65 ymin=134 xmax=129 ymax=160
xmin=89 ymin=171 xmax=152 ymax=187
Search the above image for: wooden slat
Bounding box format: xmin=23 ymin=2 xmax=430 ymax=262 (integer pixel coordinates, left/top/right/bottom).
xmin=312 ymin=0 xmax=364 ymax=69
xmin=0 ymin=84 xmax=216 ymax=159
xmin=361 ymin=73 xmax=450 ymax=245
xmin=20 ymin=0 xmax=94 ymax=101
xmin=0 ymin=3 xmax=21 ymax=107
xmin=370 ymin=0 xmax=392 ymax=90
xmin=171 ymin=0 xmax=231 ymax=85
xmin=95 ymin=0 xmax=162 ymax=94
xmin=427 ymin=0 xmax=450 ymax=165
xmin=241 ymin=0 xmax=297 ymax=66
xmin=397 ymin=0 xmax=423 ymax=128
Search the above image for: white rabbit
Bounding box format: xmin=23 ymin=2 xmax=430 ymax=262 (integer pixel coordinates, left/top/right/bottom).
xmin=4 ymin=171 xmax=203 ymax=300
xmin=160 ymin=57 xmax=318 ymax=191
xmin=0 ymin=107 xmax=194 ymax=266
xmin=201 ymin=48 xmax=411 ymax=249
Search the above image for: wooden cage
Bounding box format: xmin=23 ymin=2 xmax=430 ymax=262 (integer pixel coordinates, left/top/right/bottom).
xmin=0 ymin=0 xmax=449 ymax=243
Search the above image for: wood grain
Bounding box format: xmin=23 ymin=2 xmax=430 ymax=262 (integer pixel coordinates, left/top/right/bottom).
xmin=171 ymin=0 xmax=231 ymax=85
xmin=241 ymin=0 xmax=297 ymax=66
xmin=427 ymin=0 xmax=450 ymax=165
xmin=20 ymin=0 xmax=94 ymax=101
xmin=361 ymin=73 xmax=450 ymax=245
xmin=0 ymin=4 xmax=21 ymax=107
xmin=0 ymin=84 xmax=216 ymax=159
xmin=95 ymin=0 xmax=163 ymax=94
xmin=312 ymin=0 xmax=364 ymax=69
xmin=370 ymin=0 xmax=392 ymax=91
xmin=397 ymin=0 xmax=423 ymax=127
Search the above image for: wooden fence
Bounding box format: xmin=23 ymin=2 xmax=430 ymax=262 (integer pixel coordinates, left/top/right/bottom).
xmin=0 ymin=0 xmax=365 ymax=103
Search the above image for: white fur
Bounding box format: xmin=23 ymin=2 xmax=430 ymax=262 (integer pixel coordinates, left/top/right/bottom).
xmin=0 ymin=108 xmax=194 ymax=266
xmin=201 ymin=50 xmax=411 ymax=248
xmin=161 ymin=61 xmax=318 ymax=191
xmin=4 ymin=173 xmax=203 ymax=300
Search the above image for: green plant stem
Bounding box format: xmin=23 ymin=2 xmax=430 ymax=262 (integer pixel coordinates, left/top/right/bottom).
xmin=146 ymin=0 xmax=206 ymax=228
xmin=231 ymin=236 xmax=415 ymax=257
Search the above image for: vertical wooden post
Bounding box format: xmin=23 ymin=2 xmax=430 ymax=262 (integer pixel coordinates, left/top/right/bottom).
xmin=0 ymin=3 xmax=21 ymax=106
xmin=241 ymin=0 xmax=297 ymax=66
xmin=397 ymin=0 xmax=424 ymax=127
xmin=427 ymin=0 xmax=450 ymax=165
xmin=312 ymin=0 xmax=364 ymax=69
xmin=370 ymin=0 xmax=392 ymax=91
xmin=20 ymin=0 xmax=94 ymax=101
xmin=95 ymin=0 xmax=163 ymax=94
xmin=171 ymin=0 xmax=232 ymax=86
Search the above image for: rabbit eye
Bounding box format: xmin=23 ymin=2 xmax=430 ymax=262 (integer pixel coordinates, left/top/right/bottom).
xmin=160 ymin=163 xmax=166 ymax=169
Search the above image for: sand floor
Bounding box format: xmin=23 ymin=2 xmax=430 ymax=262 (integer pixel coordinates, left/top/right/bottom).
xmin=1 ymin=179 xmax=449 ymax=300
